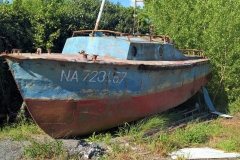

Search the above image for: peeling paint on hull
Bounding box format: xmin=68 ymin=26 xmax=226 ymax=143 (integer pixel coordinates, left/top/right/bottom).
xmin=24 ymin=73 xmax=211 ymax=138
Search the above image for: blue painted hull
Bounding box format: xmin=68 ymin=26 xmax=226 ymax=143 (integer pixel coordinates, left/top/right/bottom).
xmin=6 ymin=56 xmax=211 ymax=101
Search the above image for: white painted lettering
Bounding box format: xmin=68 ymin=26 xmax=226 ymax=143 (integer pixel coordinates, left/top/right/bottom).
xmin=83 ymin=70 xmax=91 ymax=81
xmin=113 ymin=72 xmax=120 ymax=83
xmin=119 ymin=72 xmax=127 ymax=83
xmin=71 ymin=71 xmax=78 ymax=82
xmin=61 ymin=70 xmax=127 ymax=84
xmin=61 ymin=70 xmax=71 ymax=82
xmin=97 ymin=71 xmax=106 ymax=82
xmin=89 ymin=71 xmax=98 ymax=82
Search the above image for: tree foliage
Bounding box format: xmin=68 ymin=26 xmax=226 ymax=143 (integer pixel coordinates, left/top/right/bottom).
xmin=144 ymin=0 xmax=240 ymax=112
xmin=0 ymin=0 xmax=136 ymax=52
xmin=0 ymin=0 xmax=32 ymax=51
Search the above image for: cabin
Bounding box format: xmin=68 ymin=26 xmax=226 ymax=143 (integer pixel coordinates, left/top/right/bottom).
xmin=62 ymin=30 xmax=203 ymax=61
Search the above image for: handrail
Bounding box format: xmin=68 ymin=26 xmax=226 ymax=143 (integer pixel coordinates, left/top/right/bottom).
xmin=72 ymin=30 xmax=171 ymax=43
xmin=72 ymin=30 xmax=127 ymax=37
xmin=179 ymin=49 xmax=203 ymax=56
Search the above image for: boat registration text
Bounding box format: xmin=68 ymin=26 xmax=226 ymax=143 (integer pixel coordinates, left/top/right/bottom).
xmin=60 ymin=70 xmax=127 ymax=84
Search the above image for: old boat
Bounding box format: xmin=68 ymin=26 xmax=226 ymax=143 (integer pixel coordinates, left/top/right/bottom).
xmin=1 ymin=0 xmax=211 ymax=138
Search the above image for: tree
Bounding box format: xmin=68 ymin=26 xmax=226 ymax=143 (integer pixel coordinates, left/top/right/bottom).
xmin=144 ymin=0 xmax=240 ymax=112
xmin=0 ymin=0 xmax=32 ymax=52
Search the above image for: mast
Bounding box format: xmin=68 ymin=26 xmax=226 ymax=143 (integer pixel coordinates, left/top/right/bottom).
xmin=93 ymin=0 xmax=106 ymax=31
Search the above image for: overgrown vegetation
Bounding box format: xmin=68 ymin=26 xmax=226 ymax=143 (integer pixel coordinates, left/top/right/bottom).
xmin=102 ymin=114 xmax=240 ymax=159
xmin=144 ymin=0 xmax=240 ymax=113
xmin=0 ymin=0 xmax=142 ymax=53
xmin=0 ymin=119 xmax=43 ymax=141
xmin=0 ymin=57 xmax=22 ymax=114
xmin=1 ymin=111 xmax=240 ymax=159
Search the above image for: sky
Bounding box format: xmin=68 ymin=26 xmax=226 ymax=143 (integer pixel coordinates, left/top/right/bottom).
xmin=3 ymin=0 xmax=144 ymax=7
xmin=109 ymin=0 xmax=144 ymax=7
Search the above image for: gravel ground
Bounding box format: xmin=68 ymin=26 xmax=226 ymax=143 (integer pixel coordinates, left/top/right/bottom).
xmin=0 ymin=136 xmax=169 ymax=160
xmin=0 ymin=137 xmax=106 ymax=160
xmin=0 ymin=137 xmax=31 ymax=160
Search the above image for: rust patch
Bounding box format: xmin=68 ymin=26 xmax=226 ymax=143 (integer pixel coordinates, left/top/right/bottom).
xmin=26 ymin=100 xmax=76 ymax=124
xmin=83 ymin=53 xmax=88 ymax=60
xmin=92 ymin=54 xmax=98 ymax=61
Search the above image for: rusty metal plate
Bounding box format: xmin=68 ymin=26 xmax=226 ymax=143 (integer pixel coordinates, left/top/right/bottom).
xmin=25 ymin=100 xmax=76 ymax=124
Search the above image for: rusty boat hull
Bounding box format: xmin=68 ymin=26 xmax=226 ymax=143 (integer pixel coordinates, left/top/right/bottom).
xmin=0 ymin=0 xmax=212 ymax=138
xmin=4 ymin=48 xmax=211 ymax=137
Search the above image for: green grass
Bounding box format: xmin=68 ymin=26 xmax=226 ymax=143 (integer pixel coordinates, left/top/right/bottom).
xmin=115 ymin=113 xmax=174 ymax=137
xmin=174 ymin=121 xmax=210 ymax=146
xmin=86 ymin=132 xmax=112 ymax=145
xmin=23 ymin=138 xmax=67 ymax=159
xmin=0 ymin=119 xmax=67 ymax=159
xmin=218 ymin=139 xmax=237 ymax=152
xmin=1 ymin=112 xmax=240 ymax=159
xmin=86 ymin=113 xmax=240 ymax=159
xmin=0 ymin=119 xmax=44 ymax=141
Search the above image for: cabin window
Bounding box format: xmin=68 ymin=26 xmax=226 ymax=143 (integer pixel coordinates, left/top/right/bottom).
xmin=158 ymin=44 xmax=164 ymax=57
xmin=131 ymin=46 xmax=137 ymax=57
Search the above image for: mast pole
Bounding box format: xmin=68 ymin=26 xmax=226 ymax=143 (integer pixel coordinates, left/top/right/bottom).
xmin=94 ymin=0 xmax=106 ymax=31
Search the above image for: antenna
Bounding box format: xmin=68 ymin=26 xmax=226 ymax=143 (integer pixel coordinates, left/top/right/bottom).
xmin=133 ymin=0 xmax=144 ymax=35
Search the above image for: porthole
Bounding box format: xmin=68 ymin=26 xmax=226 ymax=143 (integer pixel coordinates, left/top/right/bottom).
xmin=131 ymin=46 xmax=137 ymax=57
xmin=158 ymin=44 xmax=164 ymax=57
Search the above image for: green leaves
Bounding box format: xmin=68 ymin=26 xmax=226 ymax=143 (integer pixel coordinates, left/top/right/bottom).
xmin=0 ymin=0 xmax=139 ymax=53
xmin=144 ymin=0 xmax=240 ymax=112
xmin=0 ymin=1 xmax=32 ymax=51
